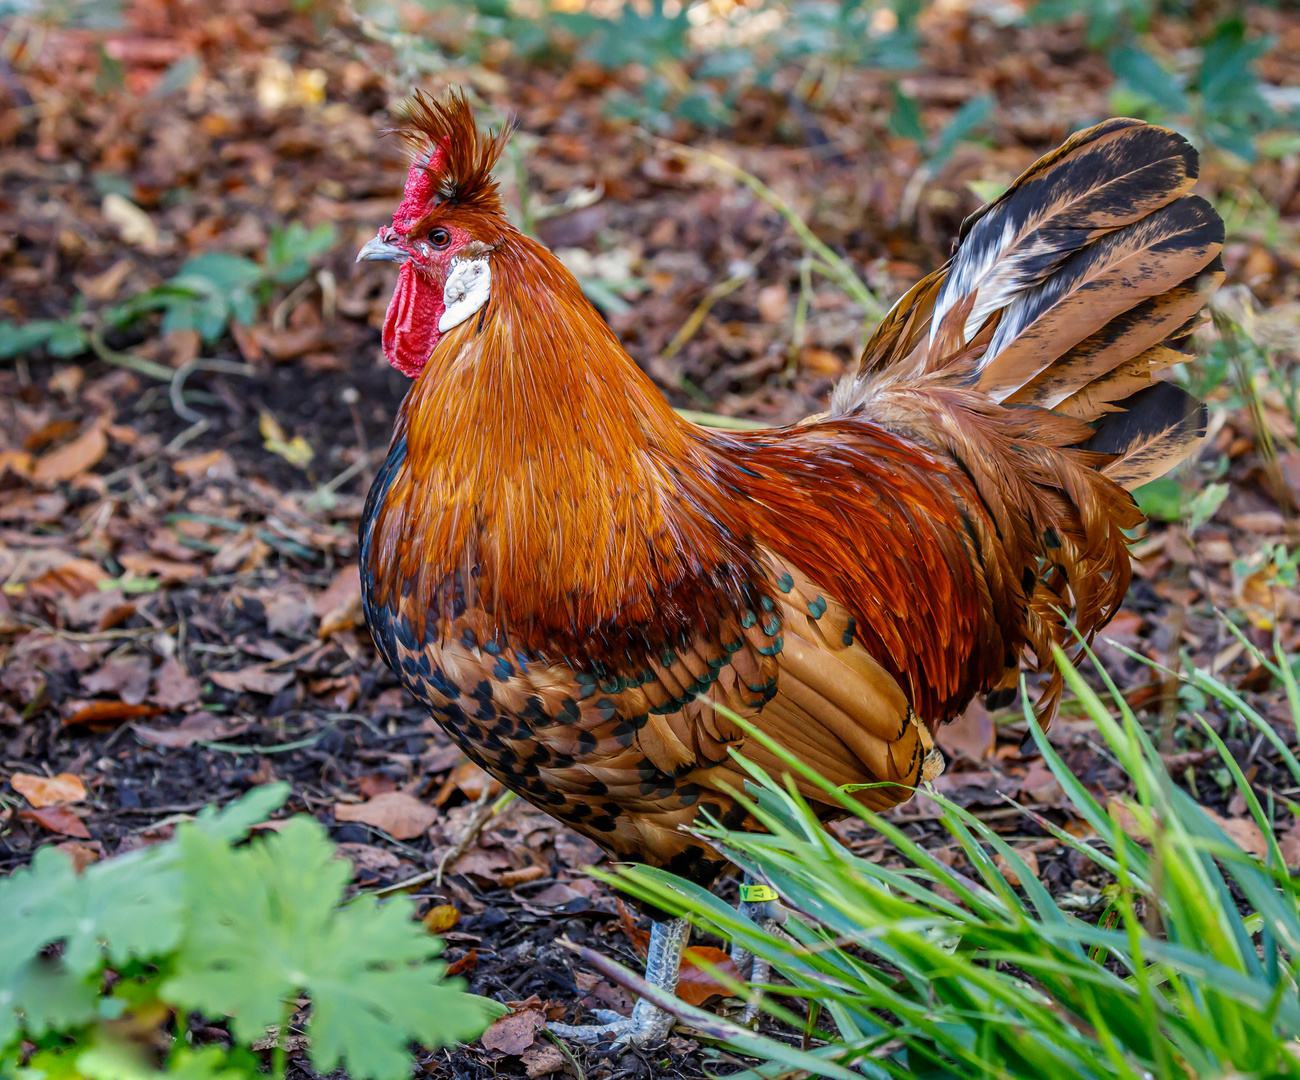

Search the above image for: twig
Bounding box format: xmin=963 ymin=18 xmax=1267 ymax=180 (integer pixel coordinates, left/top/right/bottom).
xmin=272 ymin=277 xmax=317 ymax=331
xmin=436 ymin=789 xmax=516 ymax=887
xmin=659 ymin=267 xmax=753 ymax=363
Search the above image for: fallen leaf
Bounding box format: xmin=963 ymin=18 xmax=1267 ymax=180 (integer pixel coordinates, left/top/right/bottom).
xmin=20 ymin=806 xmax=91 ymax=839
xmin=64 ymin=700 xmax=163 ymax=729
xmin=12 ymin=771 xmax=87 ymax=807
xmin=335 ymin=842 xmax=403 ymax=876
xmin=521 ymin=1043 xmax=567 ymax=1078
xmin=265 ymin=593 xmax=315 ymax=637
xmin=81 ymin=655 xmax=153 ymax=705
xmin=446 ymin=950 xmax=478 ymax=977
xmin=0 ymin=449 xmax=34 ymax=478
xmin=334 ymin=792 xmax=438 ymax=840
xmin=617 ymin=898 xmax=651 ymax=955
xmin=481 ymin=1008 xmax=546 ymax=1055
xmin=56 ymin=839 xmax=105 ymax=872
xmin=173 ymin=449 xmax=237 ymax=481
xmin=676 ymin=945 xmax=741 ymax=1006
xmin=501 ymin=864 xmax=547 ymax=888
xmin=151 ymin=655 xmax=201 ymax=710
xmin=33 ymin=423 xmax=108 ymax=485
xmin=1204 ymin=806 xmax=1268 ymax=859
xmin=994 ymin=847 xmax=1040 ymax=887
xmin=937 ymin=700 xmax=993 ymax=762
xmin=208 ymin=664 xmax=295 ymax=696
xmin=102 ymin=192 xmax=160 ymax=250
xmin=315 ymin=564 xmax=362 ymax=637
xmin=259 ymin=410 xmax=313 ymax=468
xmin=358 ymin=773 xmax=398 ymax=798
xmin=1278 ymin=824 xmax=1300 ymax=871
xmin=423 ymin=904 xmax=461 ymax=933
xmin=433 ymin=761 xmax=502 ymax=806
xmin=131 ymin=713 xmax=250 ymax=748
xmin=117 ymin=553 xmax=203 ymax=582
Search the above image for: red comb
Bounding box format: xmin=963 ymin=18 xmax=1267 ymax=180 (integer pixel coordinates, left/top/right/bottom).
xmin=392 ymin=142 xmax=447 ymax=233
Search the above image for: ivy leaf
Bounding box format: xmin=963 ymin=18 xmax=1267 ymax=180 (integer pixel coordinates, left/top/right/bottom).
xmin=163 ymin=816 xmax=501 ymax=1080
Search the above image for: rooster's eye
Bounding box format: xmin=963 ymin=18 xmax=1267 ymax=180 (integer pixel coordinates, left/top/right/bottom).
xmin=429 ymin=227 xmax=451 ymax=249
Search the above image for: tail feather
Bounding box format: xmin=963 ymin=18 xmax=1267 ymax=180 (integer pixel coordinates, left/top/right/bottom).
xmin=1084 ymin=382 xmax=1208 ymax=490
xmin=837 ymin=118 xmax=1222 ymax=489
xmin=974 ymin=194 xmax=1223 ymax=401
xmin=930 ymin=118 xmax=1200 ymax=351
xmin=828 ymin=119 xmax=1225 ymax=724
xmin=1004 ymin=258 xmax=1223 ymax=411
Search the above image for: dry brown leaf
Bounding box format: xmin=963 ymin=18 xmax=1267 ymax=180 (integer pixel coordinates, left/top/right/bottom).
xmin=936 ymin=700 xmax=993 ymax=762
xmin=117 ymin=553 xmax=204 ymax=582
xmin=0 ymin=449 xmax=34 ymax=479
xmin=481 ymin=1008 xmax=546 ymax=1055
xmin=173 ymin=449 xmax=237 ymax=481
xmin=1278 ymin=824 xmax=1300 ymax=871
xmin=994 ymin=848 xmax=1040 ymax=888
xmin=151 ymin=655 xmax=201 ymax=710
xmin=334 ymin=792 xmax=438 ymax=840
xmin=56 ymin=839 xmax=105 ymax=872
xmin=33 ymin=423 xmax=108 ymax=485
xmin=676 ymin=945 xmax=741 ymax=1007
xmin=433 ymin=761 xmax=502 ymax=806
xmin=12 ymin=771 xmax=87 ymax=807
xmin=208 ymin=665 xmax=295 ymax=696
xmin=81 ymin=655 xmax=153 ymax=705
xmin=335 ymin=842 xmax=403 ymax=876
xmin=316 ymin=564 xmax=362 ymax=637
xmin=520 ymin=1043 xmax=567 ymax=1078
xmin=131 ymin=713 xmax=249 ymax=748
xmin=20 ymin=805 xmax=91 ymax=838
xmin=1204 ymin=806 xmax=1268 ymax=860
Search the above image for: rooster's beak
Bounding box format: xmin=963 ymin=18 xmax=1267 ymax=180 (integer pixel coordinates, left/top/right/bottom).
xmin=356 ymin=233 xmax=408 ymax=264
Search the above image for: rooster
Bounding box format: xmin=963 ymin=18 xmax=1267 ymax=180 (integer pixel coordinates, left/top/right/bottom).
xmin=357 ymin=90 xmax=1221 ymax=1046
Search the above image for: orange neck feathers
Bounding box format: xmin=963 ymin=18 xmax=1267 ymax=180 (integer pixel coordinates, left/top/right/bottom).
xmin=366 ymin=228 xmax=753 ymax=650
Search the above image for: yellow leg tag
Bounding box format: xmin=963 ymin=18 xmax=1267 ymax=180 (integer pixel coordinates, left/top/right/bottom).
xmin=739 ymin=883 xmax=778 ymax=903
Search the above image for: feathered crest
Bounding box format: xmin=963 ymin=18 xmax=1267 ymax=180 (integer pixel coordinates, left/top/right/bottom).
xmin=390 ymin=88 xmax=515 ymax=221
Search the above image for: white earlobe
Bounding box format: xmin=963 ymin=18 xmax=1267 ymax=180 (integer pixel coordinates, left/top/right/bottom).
xmin=439 ymin=257 xmax=491 ymax=333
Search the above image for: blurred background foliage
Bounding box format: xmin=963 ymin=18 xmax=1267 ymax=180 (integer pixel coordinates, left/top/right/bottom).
xmin=341 ymin=0 xmax=1299 ymax=161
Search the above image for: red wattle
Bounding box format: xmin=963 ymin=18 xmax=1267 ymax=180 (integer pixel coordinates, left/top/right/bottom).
xmin=382 ymin=261 xmax=443 ymax=378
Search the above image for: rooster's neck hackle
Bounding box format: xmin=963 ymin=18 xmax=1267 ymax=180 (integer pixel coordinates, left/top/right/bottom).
xmin=371 ymin=229 xmax=736 ymax=648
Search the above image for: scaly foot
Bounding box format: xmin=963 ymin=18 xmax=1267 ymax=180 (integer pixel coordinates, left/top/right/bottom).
xmin=549 ymin=917 xmax=689 ymax=1050
xmin=547 ymin=999 xmax=675 ymax=1048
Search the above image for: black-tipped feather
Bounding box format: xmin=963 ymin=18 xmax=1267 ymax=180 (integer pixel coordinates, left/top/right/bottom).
xmin=930 ymin=120 xmax=1200 ymax=352
xmin=975 ymin=195 xmax=1224 ymax=400
xmin=1083 ymin=382 xmax=1208 ymax=490
xmin=1006 ymin=258 xmax=1224 ymax=410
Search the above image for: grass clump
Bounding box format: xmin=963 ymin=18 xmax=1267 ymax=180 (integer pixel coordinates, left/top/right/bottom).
xmin=604 ymin=642 xmax=1300 ymax=1079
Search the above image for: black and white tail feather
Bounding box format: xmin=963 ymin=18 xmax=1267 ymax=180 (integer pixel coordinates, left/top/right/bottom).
xmin=832 ymin=117 xmax=1224 ymax=491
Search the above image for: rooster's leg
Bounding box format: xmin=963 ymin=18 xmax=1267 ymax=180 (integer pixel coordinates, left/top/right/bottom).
xmin=730 ymin=874 xmax=787 ymax=1024
xmin=549 ymin=916 xmax=689 ymax=1048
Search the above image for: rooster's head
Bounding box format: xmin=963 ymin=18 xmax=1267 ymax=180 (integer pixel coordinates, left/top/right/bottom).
xmin=358 ymin=89 xmax=514 ymax=378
